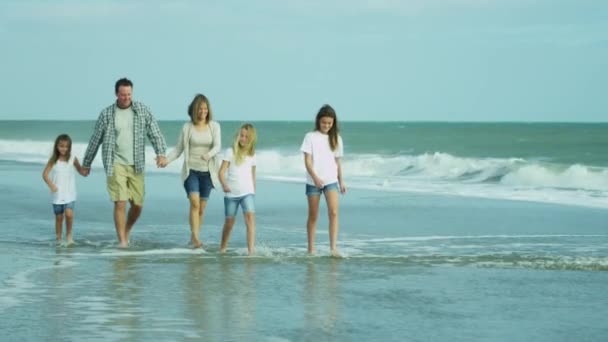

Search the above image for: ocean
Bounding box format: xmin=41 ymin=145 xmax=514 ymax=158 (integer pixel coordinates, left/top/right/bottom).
xmin=1 ymin=120 xmax=607 ymax=341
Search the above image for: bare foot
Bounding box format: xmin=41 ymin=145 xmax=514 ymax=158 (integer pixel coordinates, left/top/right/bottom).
xmin=118 ymin=241 xmax=129 ymax=248
xmin=330 ymin=249 xmax=342 ymax=258
xmin=190 ymin=240 xmax=203 ymax=249
xmin=220 ymin=248 xmax=227 ymax=253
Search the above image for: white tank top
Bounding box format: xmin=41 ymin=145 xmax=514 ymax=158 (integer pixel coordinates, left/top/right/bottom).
xmin=51 ymin=156 xmax=77 ymax=204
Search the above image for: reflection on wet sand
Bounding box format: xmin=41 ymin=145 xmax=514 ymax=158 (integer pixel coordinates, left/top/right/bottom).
xmin=181 ymin=255 xmax=258 ymax=339
xmin=107 ymin=255 xmax=144 ymax=340
xmin=303 ymin=258 xmax=341 ymax=340
xmin=182 ymin=255 xmax=211 ymax=337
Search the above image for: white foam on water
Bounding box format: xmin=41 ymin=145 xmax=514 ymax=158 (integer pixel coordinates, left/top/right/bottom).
xmin=3 ymin=139 xmax=607 ymax=208
xmin=66 ymin=247 xmax=209 ymax=258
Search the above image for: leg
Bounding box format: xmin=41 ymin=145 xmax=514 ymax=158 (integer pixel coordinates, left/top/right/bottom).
xmin=65 ymin=208 xmax=74 ymax=243
xmin=125 ymin=200 xmax=142 ymax=242
xmin=324 ymin=190 xmax=340 ymax=256
xmin=55 ymin=214 xmax=64 ymax=241
xmin=194 ymin=171 xmax=212 ymax=246
xmin=198 ymin=199 xmax=208 ymax=235
xmin=114 ymin=201 xmax=128 ymax=248
xmin=244 ymin=212 xmax=256 ymax=255
xmin=125 ymin=167 xmax=145 ymax=243
xmin=220 ymin=196 xmax=239 ymax=253
xmin=306 ymin=195 xmax=321 ymax=254
xmin=188 ymin=193 xmax=202 ymax=247
xmin=220 ymin=216 xmax=236 ymax=253
xmin=107 ymin=165 xmax=132 ymax=247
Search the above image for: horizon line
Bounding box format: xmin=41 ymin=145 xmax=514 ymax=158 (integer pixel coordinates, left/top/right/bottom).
xmin=0 ymin=118 xmax=606 ymax=124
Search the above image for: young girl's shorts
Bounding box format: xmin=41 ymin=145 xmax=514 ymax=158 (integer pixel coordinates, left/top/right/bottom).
xmin=305 ymin=182 xmax=339 ymax=196
xmin=224 ymin=194 xmax=255 ymax=218
xmin=184 ymin=170 xmax=214 ymax=200
xmin=52 ymin=201 xmax=75 ymax=215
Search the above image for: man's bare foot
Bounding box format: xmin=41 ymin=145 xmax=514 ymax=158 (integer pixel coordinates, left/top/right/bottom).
xmin=220 ymin=248 xmax=227 ymax=253
xmin=118 ymin=241 xmax=129 ymax=248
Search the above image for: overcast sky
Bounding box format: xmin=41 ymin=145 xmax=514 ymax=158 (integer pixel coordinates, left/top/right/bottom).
xmin=0 ymin=0 xmax=606 ymax=121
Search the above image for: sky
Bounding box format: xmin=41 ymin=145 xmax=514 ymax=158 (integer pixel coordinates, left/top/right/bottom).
xmin=0 ymin=0 xmax=606 ymax=122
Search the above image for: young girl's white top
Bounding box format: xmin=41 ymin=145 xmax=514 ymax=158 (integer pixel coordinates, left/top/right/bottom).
xmin=300 ymin=131 xmax=344 ymax=186
xmin=222 ymin=148 xmax=257 ymax=198
xmin=51 ymin=156 xmax=77 ymax=204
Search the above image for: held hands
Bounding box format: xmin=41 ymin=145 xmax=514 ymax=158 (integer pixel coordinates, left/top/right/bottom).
xmin=156 ymin=156 xmax=168 ymax=168
xmin=80 ymin=168 xmax=90 ymax=177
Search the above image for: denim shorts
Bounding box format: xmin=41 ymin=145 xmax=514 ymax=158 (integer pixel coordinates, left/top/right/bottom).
xmin=184 ymin=170 xmax=214 ymax=200
xmin=305 ymin=182 xmax=339 ymax=196
xmin=224 ymin=194 xmax=255 ymax=218
xmin=53 ymin=201 xmax=75 ymax=215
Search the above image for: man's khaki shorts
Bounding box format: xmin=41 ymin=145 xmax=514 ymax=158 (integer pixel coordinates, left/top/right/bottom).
xmin=107 ymin=164 xmax=145 ymax=206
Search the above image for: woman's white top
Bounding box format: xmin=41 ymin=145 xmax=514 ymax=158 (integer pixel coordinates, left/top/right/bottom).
xmin=222 ymin=148 xmax=256 ymax=198
xmin=51 ymin=156 xmax=77 ymax=204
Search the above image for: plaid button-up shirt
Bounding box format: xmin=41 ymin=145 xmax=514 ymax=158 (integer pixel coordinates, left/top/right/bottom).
xmin=83 ymin=101 xmax=167 ymax=176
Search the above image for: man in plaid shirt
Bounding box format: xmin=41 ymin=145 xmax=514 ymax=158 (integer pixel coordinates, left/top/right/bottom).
xmin=82 ymin=78 xmax=168 ymax=247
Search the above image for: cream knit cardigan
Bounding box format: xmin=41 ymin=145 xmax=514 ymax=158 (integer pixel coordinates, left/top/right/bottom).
xmin=166 ymin=121 xmax=221 ymax=188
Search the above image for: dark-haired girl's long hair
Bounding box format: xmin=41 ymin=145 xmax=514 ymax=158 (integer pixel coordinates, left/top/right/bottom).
xmin=315 ymin=104 xmax=339 ymax=151
xmin=49 ymin=134 xmax=72 ymax=164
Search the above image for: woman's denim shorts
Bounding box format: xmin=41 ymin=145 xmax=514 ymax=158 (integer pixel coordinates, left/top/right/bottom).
xmin=224 ymin=194 xmax=255 ymax=218
xmin=184 ymin=170 xmax=214 ymax=200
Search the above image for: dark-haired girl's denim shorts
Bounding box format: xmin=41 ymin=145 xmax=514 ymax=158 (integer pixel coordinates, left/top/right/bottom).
xmin=305 ymin=182 xmax=339 ymax=196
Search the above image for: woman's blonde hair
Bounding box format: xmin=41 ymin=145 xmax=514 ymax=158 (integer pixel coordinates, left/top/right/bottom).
xmin=232 ymin=123 xmax=257 ymax=165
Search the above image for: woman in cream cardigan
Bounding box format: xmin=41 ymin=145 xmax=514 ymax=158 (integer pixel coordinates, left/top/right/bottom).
xmin=162 ymin=94 xmax=221 ymax=248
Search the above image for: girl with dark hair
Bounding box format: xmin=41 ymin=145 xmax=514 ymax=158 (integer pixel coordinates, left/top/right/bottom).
xmin=300 ymin=104 xmax=347 ymax=256
xmin=42 ymin=134 xmax=86 ymax=243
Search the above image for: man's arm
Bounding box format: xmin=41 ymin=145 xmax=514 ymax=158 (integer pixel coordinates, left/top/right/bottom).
xmin=144 ymin=109 xmax=167 ymax=157
xmin=82 ymin=112 xmax=107 ymax=169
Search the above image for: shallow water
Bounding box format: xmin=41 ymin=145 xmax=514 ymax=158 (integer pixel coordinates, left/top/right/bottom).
xmin=2 ymin=163 xmax=608 ymax=341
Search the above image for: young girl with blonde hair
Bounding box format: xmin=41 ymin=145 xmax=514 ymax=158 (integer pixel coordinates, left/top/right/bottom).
xmin=218 ymin=123 xmax=257 ymax=255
